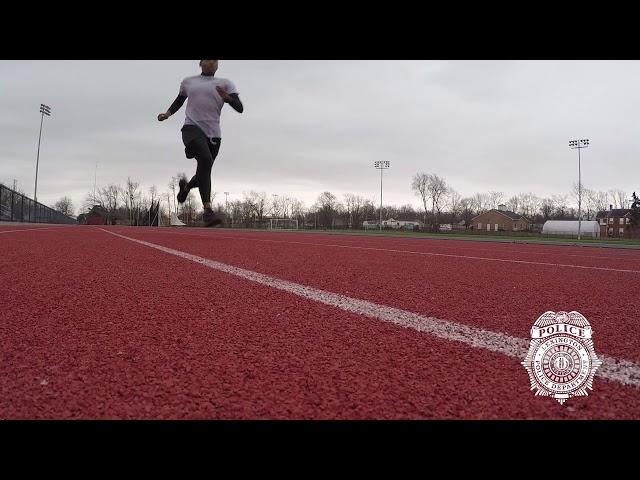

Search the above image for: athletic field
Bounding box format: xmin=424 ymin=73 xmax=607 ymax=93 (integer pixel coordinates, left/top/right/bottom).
xmin=2 ymin=224 xmax=639 ymax=419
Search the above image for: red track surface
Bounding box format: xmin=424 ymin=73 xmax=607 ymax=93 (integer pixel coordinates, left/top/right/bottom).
xmin=1 ymin=225 xmax=639 ymax=419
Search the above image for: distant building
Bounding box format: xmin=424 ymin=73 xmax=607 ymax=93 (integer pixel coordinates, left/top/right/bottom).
xmin=84 ymin=205 xmax=108 ymax=225
xmin=333 ymin=217 xmax=349 ymax=228
xmin=542 ymin=220 xmax=600 ymax=238
xmin=470 ymin=204 xmax=531 ymax=233
xmin=363 ymin=218 xmax=423 ymax=230
xmin=596 ymin=205 xmax=638 ymax=238
xmin=362 ymin=220 xmax=379 ymax=230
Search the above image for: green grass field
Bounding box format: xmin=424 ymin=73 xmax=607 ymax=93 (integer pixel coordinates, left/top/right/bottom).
xmin=221 ymin=226 xmax=640 ymax=249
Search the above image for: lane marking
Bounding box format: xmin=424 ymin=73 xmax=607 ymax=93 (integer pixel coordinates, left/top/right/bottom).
xmin=101 ymin=228 xmax=640 ymax=388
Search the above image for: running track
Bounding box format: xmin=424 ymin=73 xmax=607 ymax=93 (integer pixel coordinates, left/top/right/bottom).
xmin=2 ymin=224 xmax=639 ymax=419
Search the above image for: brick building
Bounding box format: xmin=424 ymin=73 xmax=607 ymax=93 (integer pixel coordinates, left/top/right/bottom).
xmin=596 ymin=205 xmax=638 ymax=238
xmin=470 ymin=204 xmax=531 ymax=233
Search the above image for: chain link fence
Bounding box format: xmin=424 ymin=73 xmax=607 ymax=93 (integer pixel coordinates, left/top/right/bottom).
xmin=0 ymin=183 xmax=76 ymax=224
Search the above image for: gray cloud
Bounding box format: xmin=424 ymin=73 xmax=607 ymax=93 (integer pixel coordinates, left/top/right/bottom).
xmin=1 ymin=60 xmax=638 ymax=214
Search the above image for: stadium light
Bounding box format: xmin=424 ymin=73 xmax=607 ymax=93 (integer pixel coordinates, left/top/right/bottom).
xmin=34 ymin=104 xmax=52 ymax=203
xmin=374 ymin=161 xmax=390 ymax=231
xmin=569 ymin=138 xmax=589 ymax=240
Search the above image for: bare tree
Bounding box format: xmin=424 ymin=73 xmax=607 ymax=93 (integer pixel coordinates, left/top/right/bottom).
xmin=361 ymin=199 xmax=377 ymax=224
xmin=411 ymin=173 xmax=448 ymax=231
xmin=280 ymin=196 xmax=293 ymax=218
xmin=487 ymin=191 xmax=505 ymax=210
xmin=246 ymin=191 xmax=268 ymax=224
xmin=540 ymin=197 xmax=554 ymax=221
xmin=445 ymin=188 xmax=462 ymax=222
xmin=343 ymin=193 xmax=356 ymax=228
xmin=125 ymin=177 xmax=140 ymax=225
xmin=460 ymin=197 xmax=475 ymax=227
xmin=397 ymin=204 xmax=417 ymax=221
xmin=229 ymin=198 xmax=255 ymax=227
xmin=590 ymin=190 xmax=610 ymax=219
xmin=2 ymin=179 xmax=26 ymax=196
xmin=228 ymin=199 xmax=242 ymax=225
xmin=315 ymin=191 xmax=340 ymax=229
xmin=517 ymin=192 xmax=541 ymax=219
xmin=269 ymin=194 xmax=292 ymax=218
xmin=101 ymin=184 xmax=122 ymax=224
xmin=290 ymin=198 xmax=306 ymax=225
xmin=506 ymin=195 xmax=519 ymax=214
xmin=584 ymin=188 xmax=598 ymax=220
xmin=471 ymin=192 xmax=490 ymax=215
xmin=573 ymin=185 xmax=604 ymax=220
xmin=241 ymin=198 xmax=256 ymax=226
xmin=411 ymin=173 xmax=430 ymax=226
xmin=182 ymin=190 xmax=199 ymax=225
xmin=168 ymin=177 xmax=178 ymax=216
xmin=428 ymin=175 xmax=448 ymax=230
xmin=609 ymin=189 xmax=629 ymax=209
xmin=571 ymin=183 xmax=601 ymax=220
xmin=343 ymin=194 xmax=369 ymax=228
xmin=149 ymin=185 xmax=158 ymax=205
xmin=268 ymin=195 xmax=279 ymax=217
xmin=54 ymin=196 xmax=75 ymax=217
xmin=550 ymin=194 xmax=571 ymax=219
xmin=84 ymin=187 xmax=106 ymax=213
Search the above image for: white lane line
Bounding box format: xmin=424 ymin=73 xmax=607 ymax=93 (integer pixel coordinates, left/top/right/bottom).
xmin=101 ymin=228 xmax=640 ymax=388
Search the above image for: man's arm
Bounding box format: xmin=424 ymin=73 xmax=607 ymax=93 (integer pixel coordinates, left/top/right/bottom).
xmin=216 ymin=86 xmax=244 ymax=113
xmin=226 ymin=93 xmax=244 ymax=113
xmin=158 ymin=94 xmax=187 ymax=121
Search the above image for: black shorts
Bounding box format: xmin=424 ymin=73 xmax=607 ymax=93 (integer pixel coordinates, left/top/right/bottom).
xmin=181 ymin=125 xmax=221 ymax=160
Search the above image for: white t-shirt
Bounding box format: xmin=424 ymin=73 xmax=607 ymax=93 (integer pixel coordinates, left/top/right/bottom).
xmin=179 ymin=75 xmax=238 ymax=139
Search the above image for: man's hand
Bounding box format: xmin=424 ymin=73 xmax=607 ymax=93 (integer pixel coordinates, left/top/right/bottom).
xmin=216 ymin=86 xmax=232 ymax=103
xmin=157 ymin=112 xmax=171 ymax=121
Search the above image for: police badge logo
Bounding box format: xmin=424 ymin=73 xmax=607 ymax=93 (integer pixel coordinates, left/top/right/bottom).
xmin=522 ymin=311 xmax=603 ymax=405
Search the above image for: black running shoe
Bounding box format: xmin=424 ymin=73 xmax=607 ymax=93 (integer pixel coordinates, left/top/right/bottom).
xmin=177 ymin=177 xmax=189 ymax=204
xmin=203 ymin=209 xmax=223 ymax=227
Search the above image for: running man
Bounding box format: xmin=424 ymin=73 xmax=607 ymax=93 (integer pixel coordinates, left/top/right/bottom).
xmin=158 ymin=60 xmax=244 ymax=226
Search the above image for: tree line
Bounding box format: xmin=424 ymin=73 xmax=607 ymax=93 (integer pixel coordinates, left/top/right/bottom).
xmin=17 ymin=169 xmax=631 ymax=229
xmin=410 ymin=172 xmax=634 ymax=231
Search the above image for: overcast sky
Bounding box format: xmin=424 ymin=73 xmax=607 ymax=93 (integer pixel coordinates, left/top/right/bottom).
xmin=1 ymin=60 xmax=638 ymax=215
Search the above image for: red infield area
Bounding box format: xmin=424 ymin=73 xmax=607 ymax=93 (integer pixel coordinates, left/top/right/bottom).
xmin=1 ymin=224 xmax=639 ymax=419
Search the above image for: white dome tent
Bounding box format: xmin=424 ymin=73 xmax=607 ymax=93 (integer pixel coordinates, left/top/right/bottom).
xmin=541 ymin=220 xmax=600 ymax=238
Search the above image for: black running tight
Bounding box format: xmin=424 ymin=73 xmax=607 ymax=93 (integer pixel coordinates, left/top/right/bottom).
xmin=181 ymin=125 xmax=221 ymax=205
